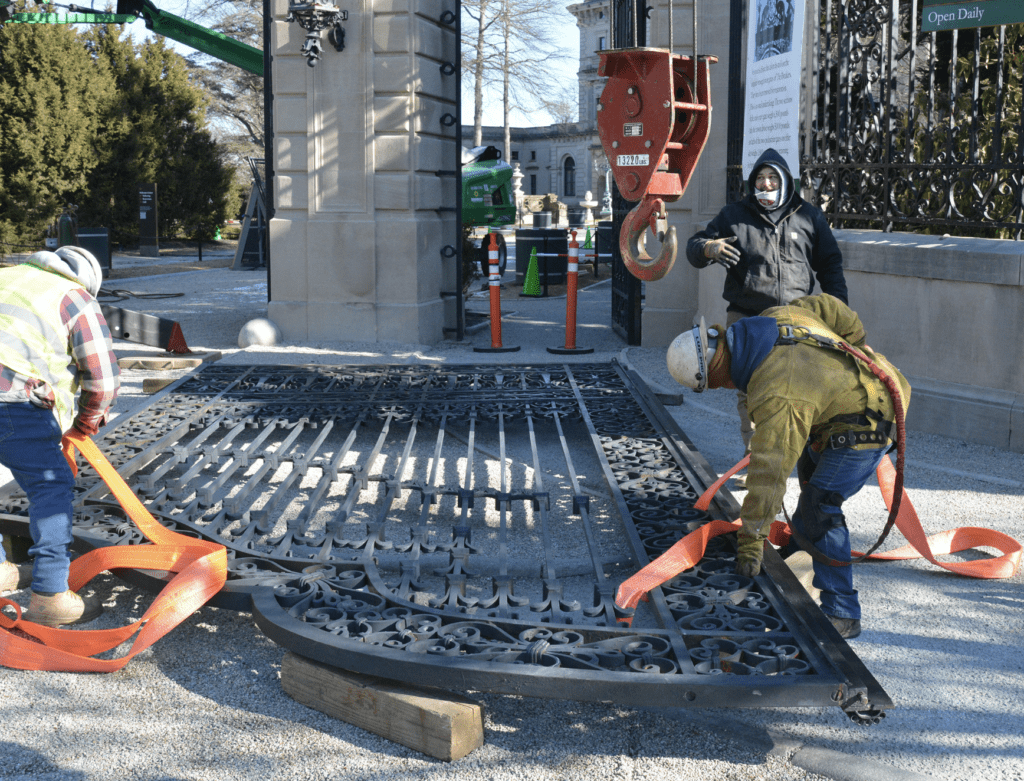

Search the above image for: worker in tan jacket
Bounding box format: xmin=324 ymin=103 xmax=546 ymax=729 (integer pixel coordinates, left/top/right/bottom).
xmin=666 ymin=294 xmax=910 ymax=639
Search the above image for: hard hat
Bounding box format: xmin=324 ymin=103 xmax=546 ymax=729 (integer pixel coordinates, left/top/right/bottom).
xmin=54 ymin=245 xmax=102 ymax=297
xmin=666 ymin=317 xmax=718 ymax=392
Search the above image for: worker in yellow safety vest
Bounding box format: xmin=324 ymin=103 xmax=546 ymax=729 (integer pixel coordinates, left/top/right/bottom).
xmin=0 ymin=247 xmax=120 ymax=627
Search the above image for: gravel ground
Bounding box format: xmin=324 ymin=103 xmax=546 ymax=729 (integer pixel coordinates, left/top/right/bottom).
xmin=1 ymin=255 xmax=1021 ymax=781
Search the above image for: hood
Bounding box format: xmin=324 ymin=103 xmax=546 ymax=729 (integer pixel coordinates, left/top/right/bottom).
xmin=747 ymin=148 xmax=795 ymax=212
xmin=726 ymin=316 xmax=780 ymax=393
xmin=25 ymin=246 xmax=102 ymax=297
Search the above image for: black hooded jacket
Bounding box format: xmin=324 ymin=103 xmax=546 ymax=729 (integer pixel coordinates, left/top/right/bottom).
xmin=686 ymin=148 xmax=848 ymax=316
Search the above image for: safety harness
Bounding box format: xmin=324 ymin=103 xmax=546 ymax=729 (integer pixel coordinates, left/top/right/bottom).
xmin=614 ymin=318 xmax=1021 ymax=621
xmin=773 ymin=319 xmax=908 ymax=566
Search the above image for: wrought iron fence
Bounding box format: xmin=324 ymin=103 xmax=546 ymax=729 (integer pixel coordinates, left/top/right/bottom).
xmin=729 ymin=1 xmax=1024 ymax=238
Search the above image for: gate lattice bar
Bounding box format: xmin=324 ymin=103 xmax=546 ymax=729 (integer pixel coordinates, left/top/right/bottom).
xmin=0 ymin=362 xmax=889 ymax=721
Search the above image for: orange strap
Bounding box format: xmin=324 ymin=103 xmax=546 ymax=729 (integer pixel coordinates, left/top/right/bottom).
xmin=615 ymin=454 xmax=1021 ymax=619
xmin=859 ymin=457 xmax=1021 ymax=578
xmin=0 ymin=430 xmax=227 ymax=672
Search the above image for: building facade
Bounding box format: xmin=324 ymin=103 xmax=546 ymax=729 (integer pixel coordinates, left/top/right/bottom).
xmin=466 ymin=0 xmax=612 ymax=215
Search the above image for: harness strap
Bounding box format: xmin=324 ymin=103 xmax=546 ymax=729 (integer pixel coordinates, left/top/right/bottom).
xmin=0 ymin=430 xmax=227 ymax=672
xmin=773 ymin=318 xmax=909 ymax=560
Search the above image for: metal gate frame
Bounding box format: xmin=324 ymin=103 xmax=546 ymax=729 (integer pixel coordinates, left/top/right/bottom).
xmin=0 ymin=361 xmax=889 ymax=722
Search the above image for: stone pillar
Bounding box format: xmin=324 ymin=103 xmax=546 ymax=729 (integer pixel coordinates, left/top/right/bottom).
xmin=268 ymin=0 xmax=460 ymax=344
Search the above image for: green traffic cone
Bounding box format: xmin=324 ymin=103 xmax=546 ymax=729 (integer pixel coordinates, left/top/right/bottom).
xmin=583 ymin=227 xmax=592 ymax=249
xmin=521 ymin=246 xmax=541 ymax=296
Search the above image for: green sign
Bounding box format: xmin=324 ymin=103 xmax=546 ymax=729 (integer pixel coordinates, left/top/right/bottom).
xmin=922 ymin=0 xmax=1024 ymax=32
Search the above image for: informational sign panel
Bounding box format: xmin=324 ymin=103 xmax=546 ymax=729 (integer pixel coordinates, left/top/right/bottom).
xmin=921 ymin=0 xmax=1024 ymax=32
xmin=742 ymin=0 xmax=806 ymax=181
xmin=139 ymin=183 xmax=159 ymax=257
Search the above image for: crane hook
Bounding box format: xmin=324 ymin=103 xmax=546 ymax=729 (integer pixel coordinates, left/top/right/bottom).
xmin=619 ymin=197 xmax=677 ymax=281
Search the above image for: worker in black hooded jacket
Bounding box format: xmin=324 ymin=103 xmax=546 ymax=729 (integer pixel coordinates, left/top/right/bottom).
xmin=686 ymin=148 xmax=849 ymax=484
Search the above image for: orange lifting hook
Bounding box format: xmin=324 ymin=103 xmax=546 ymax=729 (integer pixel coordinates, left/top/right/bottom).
xmin=620 ymin=196 xmax=675 ymax=282
xmin=597 ymin=49 xmax=717 ymax=281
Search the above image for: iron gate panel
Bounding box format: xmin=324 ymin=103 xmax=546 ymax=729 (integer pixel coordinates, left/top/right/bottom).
xmin=0 ymin=362 xmax=889 ymax=720
xmin=726 ymin=1 xmax=1024 ymax=238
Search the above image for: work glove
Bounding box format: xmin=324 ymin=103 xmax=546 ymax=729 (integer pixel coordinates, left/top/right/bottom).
xmin=702 ymin=236 xmax=741 ymax=268
xmin=735 ymin=530 xmax=767 ymax=578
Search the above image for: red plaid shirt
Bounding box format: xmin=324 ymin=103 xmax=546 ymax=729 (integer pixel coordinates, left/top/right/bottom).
xmin=0 ymin=286 xmax=119 ymax=434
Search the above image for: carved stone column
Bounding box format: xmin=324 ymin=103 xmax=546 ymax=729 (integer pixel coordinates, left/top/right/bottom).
xmin=268 ymin=0 xmax=460 ymax=344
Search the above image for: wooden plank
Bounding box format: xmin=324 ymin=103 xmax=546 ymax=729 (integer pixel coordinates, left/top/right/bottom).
xmin=783 ymin=551 xmax=822 ymax=602
xmin=280 ymin=653 xmax=484 ymax=761
xmin=118 ymin=351 xmax=222 ymax=370
xmin=142 ymin=377 xmax=178 ymax=394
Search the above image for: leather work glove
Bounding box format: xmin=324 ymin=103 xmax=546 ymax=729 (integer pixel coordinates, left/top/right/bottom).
xmin=735 ymin=530 xmax=767 ymax=578
xmin=703 ymin=236 xmax=741 ymax=268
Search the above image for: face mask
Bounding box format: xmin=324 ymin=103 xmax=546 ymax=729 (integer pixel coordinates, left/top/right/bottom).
xmin=755 ymin=188 xmax=780 ymax=208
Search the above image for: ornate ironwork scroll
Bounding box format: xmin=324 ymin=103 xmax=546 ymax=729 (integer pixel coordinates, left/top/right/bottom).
xmin=804 ymin=0 xmax=1024 ymax=237
xmin=0 ymin=362 xmax=889 ymax=722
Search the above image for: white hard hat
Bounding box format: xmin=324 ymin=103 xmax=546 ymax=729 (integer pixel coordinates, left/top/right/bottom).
xmin=54 ymin=245 xmax=102 ymax=297
xmin=667 ymin=317 xmax=718 ymax=392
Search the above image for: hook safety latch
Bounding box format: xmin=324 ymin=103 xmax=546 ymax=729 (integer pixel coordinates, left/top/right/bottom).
xmin=620 ymin=197 xmax=676 ymax=281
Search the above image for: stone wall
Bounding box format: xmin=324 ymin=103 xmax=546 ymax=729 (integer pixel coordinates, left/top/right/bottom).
xmin=835 ymin=229 xmax=1024 ymax=453
xmin=686 ymin=229 xmax=1024 ymax=452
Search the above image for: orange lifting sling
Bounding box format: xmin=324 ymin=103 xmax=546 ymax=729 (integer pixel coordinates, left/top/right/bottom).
xmin=0 ymin=430 xmax=227 ymax=672
xmin=615 ymin=452 xmax=1022 ymax=622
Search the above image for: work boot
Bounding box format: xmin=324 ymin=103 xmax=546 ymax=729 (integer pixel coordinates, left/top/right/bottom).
xmin=1 ymin=561 xmax=32 ymax=594
xmin=26 ymin=590 xmax=104 ymax=627
xmin=1 ymin=561 xmax=21 ymax=593
xmin=826 ymin=614 xmax=862 ymax=639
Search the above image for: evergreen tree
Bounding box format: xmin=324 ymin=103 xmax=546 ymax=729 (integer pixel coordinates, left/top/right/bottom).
xmin=82 ymin=25 xmax=234 ymax=243
xmin=0 ymin=19 xmax=114 ymax=250
xmin=77 ymin=21 xmax=149 ymax=244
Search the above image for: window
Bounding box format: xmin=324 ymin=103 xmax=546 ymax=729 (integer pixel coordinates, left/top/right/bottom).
xmin=598 ymin=36 xmax=606 ymax=50
xmin=563 ymin=156 xmax=576 ymax=197
xmin=511 ymin=150 xmax=519 ymax=161
xmin=530 ymin=150 xmax=536 ymax=161
xmin=530 ymin=174 xmax=537 ymax=195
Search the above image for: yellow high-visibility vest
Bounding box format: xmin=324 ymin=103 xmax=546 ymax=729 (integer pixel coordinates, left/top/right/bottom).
xmin=0 ymin=264 xmax=85 ymax=431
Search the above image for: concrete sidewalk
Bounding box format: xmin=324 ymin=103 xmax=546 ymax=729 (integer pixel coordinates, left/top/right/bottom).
xmin=2 ymin=257 xmax=1021 ymax=781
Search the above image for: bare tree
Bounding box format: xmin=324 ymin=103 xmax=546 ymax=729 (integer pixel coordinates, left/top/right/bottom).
xmin=495 ymin=0 xmax=569 ymax=158
xmin=461 ymin=0 xmax=499 ymax=147
xmin=540 ymin=82 xmax=579 ymax=135
xmin=172 ymin=0 xmax=264 ymax=167
xmin=463 ymin=0 xmax=570 ymax=156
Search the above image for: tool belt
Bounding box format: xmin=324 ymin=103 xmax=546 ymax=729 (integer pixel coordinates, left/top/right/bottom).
xmin=822 ymin=413 xmax=893 ymax=450
xmin=826 ymin=428 xmax=890 ymax=449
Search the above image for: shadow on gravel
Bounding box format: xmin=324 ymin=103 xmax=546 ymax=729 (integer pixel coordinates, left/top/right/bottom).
xmin=134 ymin=596 xmax=778 ymax=768
xmin=0 ymin=741 xmax=92 ymax=780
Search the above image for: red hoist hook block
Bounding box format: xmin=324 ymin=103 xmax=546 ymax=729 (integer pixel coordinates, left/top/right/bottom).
xmin=597 ymin=49 xmax=717 ymax=281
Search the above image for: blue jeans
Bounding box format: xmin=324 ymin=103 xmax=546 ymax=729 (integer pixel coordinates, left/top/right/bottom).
xmin=0 ymin=402 xmax=76 ymax=594
xmin=790 ymin=444 xmax=889 ymax=621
